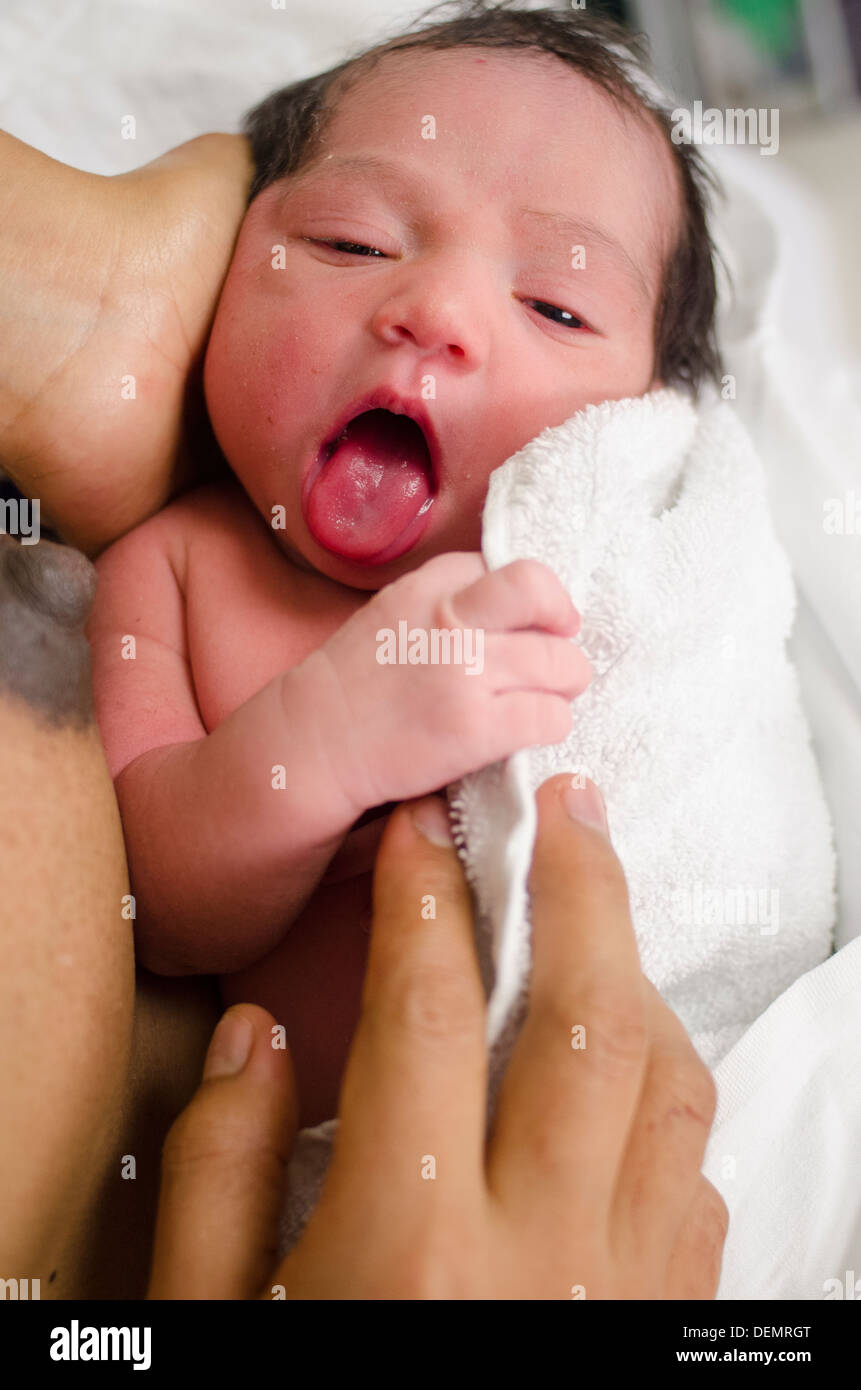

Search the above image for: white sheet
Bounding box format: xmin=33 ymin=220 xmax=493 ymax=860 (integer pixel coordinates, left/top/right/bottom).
xmin=4 ymin=0 xmax=859 ymax=1299
xmin=697 ymin=143 xmax=861 ymax=1296
xmin=704 ymin=935 xmax=861 ymax=1299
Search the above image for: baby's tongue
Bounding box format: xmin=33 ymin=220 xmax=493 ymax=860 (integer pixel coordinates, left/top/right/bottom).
xmin=306 ymin=409 xmax=433 ymax=563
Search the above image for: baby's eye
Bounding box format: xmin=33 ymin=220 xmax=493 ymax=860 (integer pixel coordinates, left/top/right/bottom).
xmin=309 ymin=238 xmax=386 ymax=258
xmin=528 ymin=300 xmax=589 ymax=331
xmin=306 ymin=241 xmax=591 ymax=332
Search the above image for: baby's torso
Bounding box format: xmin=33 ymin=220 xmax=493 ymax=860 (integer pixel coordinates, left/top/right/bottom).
xmin=182 ymin=481 xmax=363 ymax=720
xmin=177 ymin=480 xmax=388 ymax=1127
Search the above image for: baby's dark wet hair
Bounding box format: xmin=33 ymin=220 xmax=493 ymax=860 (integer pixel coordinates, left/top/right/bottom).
xmin=242 ymin=0 xmax=722 ymax=395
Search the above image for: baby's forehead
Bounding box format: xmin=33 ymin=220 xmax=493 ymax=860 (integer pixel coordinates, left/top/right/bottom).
xmin=250 ymin=46 xmax=683 ymax=303
xmin=318 ymin=48 xmax=679 ymax=255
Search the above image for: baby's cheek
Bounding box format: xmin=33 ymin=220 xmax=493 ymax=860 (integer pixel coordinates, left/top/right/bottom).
xmin=203 ymin=301 xmax=282 ymax=501
xmin=203 ymin=308 xmax=247 ymax=461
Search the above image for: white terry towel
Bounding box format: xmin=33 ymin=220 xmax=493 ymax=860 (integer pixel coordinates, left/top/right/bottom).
xmin=278 ymin=386 xmax=835 ymax=1256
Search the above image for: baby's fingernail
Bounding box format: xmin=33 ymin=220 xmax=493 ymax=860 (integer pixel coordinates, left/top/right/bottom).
xmin=411 ymin=797 xmax=454 ymax=848
xmin=561 ymin=777 xmax=608 ymax=834
xmin=203 ymin=1008 xmax=254 ymax=1080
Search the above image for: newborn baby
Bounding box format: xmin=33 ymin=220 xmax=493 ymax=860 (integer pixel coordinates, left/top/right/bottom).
xmin=87 ymin=11 xmax=763 ymax=1127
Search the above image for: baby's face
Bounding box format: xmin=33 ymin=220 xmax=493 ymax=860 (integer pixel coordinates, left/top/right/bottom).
xmin=204 ymin=46 xmax=680 ymax=590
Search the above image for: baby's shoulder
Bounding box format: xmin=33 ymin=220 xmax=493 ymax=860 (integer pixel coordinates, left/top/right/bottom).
xmin=99 ymin=478 xmax=266 ymax=589
xmin=146 ymin=477 xmax=263 ymax=552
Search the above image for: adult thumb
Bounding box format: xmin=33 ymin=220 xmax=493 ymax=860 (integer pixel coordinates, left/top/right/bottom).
xmin=148 ymin=1004 xmax=298 ymax=1299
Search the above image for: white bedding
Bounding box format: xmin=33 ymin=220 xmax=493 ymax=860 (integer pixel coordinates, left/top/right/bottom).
xmin=4 ymin=0 xmax=859 ymax=1300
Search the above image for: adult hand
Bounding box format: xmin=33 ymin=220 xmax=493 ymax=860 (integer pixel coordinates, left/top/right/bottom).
xmin=0 ymin=131 xmax=252 ymax=555
xmin=148 ymin=775 xmax=727 ymax=1299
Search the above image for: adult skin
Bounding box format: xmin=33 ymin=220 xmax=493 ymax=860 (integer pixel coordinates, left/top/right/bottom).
xmin=0 ymin=136 xmax=726 ymax=1297
xmin=0 ymin=533 xmax=222 ymax=1298
xmin=149 ymin=783 xmax=728 ymax=1299
xmin=0 ymin=131 xmax=252 ymax=555
xmin=0 ymin=132 xmax=253 ymax=1294
xmin=0 ymin=532 xmax=727 ymax=1298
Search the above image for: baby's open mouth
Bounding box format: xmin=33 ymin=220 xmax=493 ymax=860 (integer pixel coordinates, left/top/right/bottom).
xmin=304 ymin=408 xmax=437 ymax=565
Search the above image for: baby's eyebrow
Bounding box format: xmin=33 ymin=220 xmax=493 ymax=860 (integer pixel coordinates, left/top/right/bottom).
xmin=290 ymin=152 xmax=653 ymax=301
xmin=519 ymin=208 xmax=651 ymax=303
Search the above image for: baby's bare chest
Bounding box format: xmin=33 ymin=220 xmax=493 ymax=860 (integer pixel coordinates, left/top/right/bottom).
xmin=181 ymin=492 xmax=365 ymax=731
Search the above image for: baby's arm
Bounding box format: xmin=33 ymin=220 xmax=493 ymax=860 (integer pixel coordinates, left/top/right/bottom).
xmin=88 ymin=514 xmax=361 ymax=976
xmin=90 ymin=520 xmax=590 ymax=979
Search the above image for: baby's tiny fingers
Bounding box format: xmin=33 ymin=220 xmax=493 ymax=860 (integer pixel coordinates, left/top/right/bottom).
xmin=487 ymin=690 xmax=574 ymax=755
xmin=444 ymin=559 xmax=580 ymax=637
xmin=486 ymin=632 xmax=592 ymax=698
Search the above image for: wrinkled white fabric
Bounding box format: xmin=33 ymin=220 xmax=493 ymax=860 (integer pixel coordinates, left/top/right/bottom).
xmin=704 ymin=934 xmax=861 ymax=1299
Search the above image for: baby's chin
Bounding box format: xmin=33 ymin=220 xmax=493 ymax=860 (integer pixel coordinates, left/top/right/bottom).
xmin=271 ymin=528 xmax=432 ymax=593
xmin=267 ymin=488 xmax=483 ymax=590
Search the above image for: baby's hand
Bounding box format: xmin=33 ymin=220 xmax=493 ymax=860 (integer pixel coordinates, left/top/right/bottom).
xmin=299 ymin=552 xmax=591 ymax=816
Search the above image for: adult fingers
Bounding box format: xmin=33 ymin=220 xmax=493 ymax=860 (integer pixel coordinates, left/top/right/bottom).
xmin=664 ymin=1177 xmax=729 ymax=1299
xmin=612 ymin=979 xmax=719 ymax=1267
xmin=148 ymin=1004 xmax=297 ymax=1300
xmin=488 ymin=776 xmax=649 ymax=1223
xmin=329 ymin=797 xmax=487 ymax=1211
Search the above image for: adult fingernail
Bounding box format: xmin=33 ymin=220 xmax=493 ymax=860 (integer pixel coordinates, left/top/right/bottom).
xmin=203 ymin=1008 xmax=254 ymax=1080
xmin=561 ymin=777 xmax=608 ymax=834
xmin=411 ymin=796 xmax=454 ymax=848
